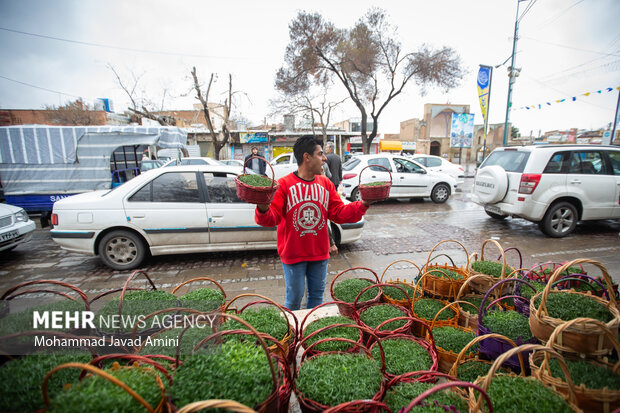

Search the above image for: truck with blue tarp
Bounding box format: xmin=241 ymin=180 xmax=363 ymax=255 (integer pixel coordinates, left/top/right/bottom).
xmin=0 ymin=125 xmax=187 ymax=225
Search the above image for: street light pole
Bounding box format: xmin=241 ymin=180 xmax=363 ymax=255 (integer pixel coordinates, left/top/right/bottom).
xmin=503 ymin=0 xmax=523 ymax=147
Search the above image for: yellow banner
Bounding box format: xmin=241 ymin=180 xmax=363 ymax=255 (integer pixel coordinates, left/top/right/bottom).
xmin=477 ymin=66 xmax=491 ymax=123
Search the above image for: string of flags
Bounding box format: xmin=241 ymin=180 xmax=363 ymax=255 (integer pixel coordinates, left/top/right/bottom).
xmin=515 ymin=86 xmax=620 ymax=111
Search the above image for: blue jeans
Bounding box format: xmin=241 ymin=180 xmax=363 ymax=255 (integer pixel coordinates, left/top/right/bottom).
xmin=282 ymin=260 xmax=329 ymax=310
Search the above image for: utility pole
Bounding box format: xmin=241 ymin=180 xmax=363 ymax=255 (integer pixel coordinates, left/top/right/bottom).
xmin=503 ymin=0 xmax=524 ymax=147
xmin=611 ymin=89 xmax=620 ymax=145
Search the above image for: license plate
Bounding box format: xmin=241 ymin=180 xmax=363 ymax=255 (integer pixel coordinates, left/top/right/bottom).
xmin=0 ymin=230 xmax=18 ymax=242
xmin=485 ymin=204 xmax=502 ymax=215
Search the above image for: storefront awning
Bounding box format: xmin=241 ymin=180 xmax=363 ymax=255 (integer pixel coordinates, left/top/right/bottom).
xmin=379 ymin=140 xmax=402 ymax=151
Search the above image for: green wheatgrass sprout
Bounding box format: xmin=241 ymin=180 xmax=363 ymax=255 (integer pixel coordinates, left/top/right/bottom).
xmin=534 ymin=291 xmax=613 ymax=323
xmin=459 ymin=296 xmax=482 ymax=315
xmin=139 ymin=325 xmax=213 ymax=358
xmin=413 ymin=298 xmax=455 ymax=321
xmin=370 ymin=338 xmax=432 ymax=376
xmin=0 ymin=299 xmax=87 ymax=337
xmin=0 ymin=351 xmax=93 ymax=413
xmin=238 ymin=174 xmax=274 ymax=187
xmin=333 ymin=278 xmax=378 ymax=304
xmin=519 ymin=280 xmax=546 ymax=300
xmin=361 ymin=181 xmax=390 ymax=187
xmin=486 ymin=375 xmax=574 ymax=413
xmin=296 ymin=353 xmax=383 ymax=407
xmin=48 ymin=364 xmax=163 ymax=413
xmin=302 ymin=315 xmax=359 ymax=352
xmin=482 ymin=310 xmax=533 ymax=342
xmin=360 ymin=304 xmax=408 ymax=331
xmin=179 ymin=288 xmax=225 ymax=312
xmin=457 ymin=359 xmax=494 ymax=382
xmin=432 ymin=326 xmax=477 ymax=354
xmin=383 ymin=283 xmax=420 ymax=301
xmin=472 ymin=260 xmax=513 ymax=278
xmin=171 ymin=341 xmax=273 ymax=409
xmin=384 ymin=381 xmax=467 ymax=413
xmin=221 ymin=307 xmax=289 ymax=341
xmin=427 ymin=268 xmax=464 ymax=280
xmin=541 ymin=266 xmax=583 ymax=276
xmin=96 ymin=290 xmax=179 ymax=333
xmin=547 ymin=358 xmax=620 ymax=390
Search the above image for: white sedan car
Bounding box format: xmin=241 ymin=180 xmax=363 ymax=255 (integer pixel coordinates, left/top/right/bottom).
xmin=0 ymin=203 xmax=36 ymax=252
xmin=271 ymin=153 xmax=298 ymax=180
xmin=50 ymin=165 xmax=364 ymax=270
xmin=410 ymin=154 xmax=465 ymax=185
xmin=341 ymin=154 xmax=458 ymax=203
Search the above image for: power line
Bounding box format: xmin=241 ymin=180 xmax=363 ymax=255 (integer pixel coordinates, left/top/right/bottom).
xmin=0 ymin=74 xmax=82 ymax=99
xmin=537 ymin=0 xmax=584 ymax=27
xmin=518 ymin=0 xmax=538 ymax=24
xmin=0 ymin=27 xmax=251 ymax=60
xmin=520 ymin=35 xmax=620 ymax=57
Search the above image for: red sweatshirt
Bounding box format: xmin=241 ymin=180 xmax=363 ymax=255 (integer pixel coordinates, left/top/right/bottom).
xmin=255 ymin=172 xmax=368 ymax=265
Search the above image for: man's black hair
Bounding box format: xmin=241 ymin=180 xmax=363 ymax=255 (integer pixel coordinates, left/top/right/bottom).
xmin=293 ymin=136 xmax=322 ymax=165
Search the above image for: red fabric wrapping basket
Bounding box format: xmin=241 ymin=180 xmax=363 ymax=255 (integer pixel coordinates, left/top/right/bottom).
xmin=235 ymin=155 xmax=278 ymax=204
xmin=358 ymin=164 xmax=392 ymax=202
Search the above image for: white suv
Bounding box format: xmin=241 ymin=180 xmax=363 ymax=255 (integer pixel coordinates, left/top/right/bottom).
xmin=472 ymin=145 xmax=620 ymax=237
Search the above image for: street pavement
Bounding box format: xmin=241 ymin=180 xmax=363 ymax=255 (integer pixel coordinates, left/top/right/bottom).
xmin=1 ymin=177 xmax=619 ymax=309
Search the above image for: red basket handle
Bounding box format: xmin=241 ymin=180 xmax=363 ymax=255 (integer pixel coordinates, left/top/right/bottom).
xmin=243 ymin=155 xmax=276 ymax=185
xmin=403 ymin=381 xmax=493 ymax=413
xmin=329 ymin=267 xmax=379 ymax=300
xmin=358 ymin=164 xmax=392 ymax=187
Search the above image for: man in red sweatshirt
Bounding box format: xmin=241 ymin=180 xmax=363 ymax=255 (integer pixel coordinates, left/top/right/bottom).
xmin=255 ymin=136 xmax=372 ymax=310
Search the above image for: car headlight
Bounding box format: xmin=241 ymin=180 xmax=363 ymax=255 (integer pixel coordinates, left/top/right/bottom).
xmin=14 ymin=209 xmax=29 ymax=222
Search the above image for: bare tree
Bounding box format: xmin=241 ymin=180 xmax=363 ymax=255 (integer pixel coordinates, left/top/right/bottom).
xmin=276 ymin=8 xmax=464 ymax=153
xmin=191 ymin=67 xmax=233 ymax=160
xmin=44 ymin=99 xmax=97 ymax=125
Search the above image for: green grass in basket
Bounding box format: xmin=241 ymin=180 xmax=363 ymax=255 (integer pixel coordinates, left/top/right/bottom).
xmin=413 ymin=298 xmax=455 ymax=321
xmin=333 ymin=278 xmax=378 ymax=303
xmin=370 ymin=338 xmax=432 ymax=376
xmin=432 ymin=326 xmax=477 ymax=354
xmin=302 ymin=315 xmax=359 ymax=352
xmin=359 ymin=304 xmax=408 ymax=330
xmin=460 ymin=296 xmax=482 ymax=315
xmin=547 ymin=358 xmax=620 ymax=390
xmin=296 ymin=353 xmax=382 ymax=407
xmin=427 ymin=268 xmax=464 ymax=280
xmin=541 ymin=266 xmax=583 ymax=275
xmin=360 ymin=181 xmax=390 ymax=187
xmin=171 ymin=341 xmax=273 ymax=409
xmin=456 ymin=359 xmax=494 ymax=382
xmin=519 ymin=280 xmax=546 ymax=300
xmin=221 ymin=306 xmax=289 ymax=341
xmin=48 ymin=363 xmax=162 ymax=413
xmin=238 ymin=174 xmax=274 ymax=187
xmin=482 ymin=310 xmax=533 ymax=342
xmin=383 ymin=283 xmax=420 ymax=301
xmin=384 ymin=381 xmax=467 ymax=413
xmin=486 ymin=375 xmax=573 ymax=413
xmin=533 ymin=291 xmax=613 ymax=323
xmin=472 ymin=260 xmax=513 ymax=278
xmin=179 ymin=287 xmax=225 ymax=312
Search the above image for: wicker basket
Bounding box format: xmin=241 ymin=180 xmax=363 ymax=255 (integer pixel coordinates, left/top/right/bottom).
xmin=299 ymin=301 xmax=362 ymax=357
xmin=468 ymin=239 xmax=510 ymax=294
xmin=448 ymin=333 xmax=522 ymax=381
xmin=330 ymin=267 xmax=382 ymax=317
xmin=353 ymin=283 xmax=414 ymax=339
xmin=530 ymin=318 xmax=620 ymax=413
xmin=358 ymin=164 xmax=392 ymax=202
xmin=455 ymin=275 xmax=492 ymax=331
xmin=410 ymin=278 xmax=459 ymax=338
xmin=176 ymin=400 xmax=258 ymax=413
xmin=235 ymin=156 xmax=278 ymax=204
xmin=172 ymin=276 xmax=227 ymax=314
xmin=470 ymin=344 xmax=581 ymax=413
xmin=379 ymin=259 xmax=423 ymax=307
xmin=529 ymin=259 xmax=620 ymax=356
xmin=42 ymin=362 xmax=167 ymax=413
xmin=402 ymin=380 xmax=492 ymax=413
xmin=421 ymin=240 xmax=470 ymax=299
xmin=426 ymin=301 xmax=476 ymax=373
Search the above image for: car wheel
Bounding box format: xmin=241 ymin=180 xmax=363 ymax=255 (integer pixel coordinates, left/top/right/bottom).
xmin=98 ymin=230 xmax=147 ymax=270
xmin=430 ymin=183 xmax=450 ymax=203
xmin=351 ymin=187 xmax=362 ymax=202
xmin=485 ymin=210 xmax=507 ymax=220
xmin=541 ymin=202 xmax=578 ymax=238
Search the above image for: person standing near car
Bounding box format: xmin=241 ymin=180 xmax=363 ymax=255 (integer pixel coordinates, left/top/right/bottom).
xmin=254 ymin=136 xmax=372 ymax=310
xmin=324 ymin=142 xmax=342 ymax=190
xmin=245 ymin=146 xmax=266 ymax=175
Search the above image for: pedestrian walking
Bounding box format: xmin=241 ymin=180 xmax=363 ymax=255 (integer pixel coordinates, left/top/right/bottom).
xmin=254 ymin=136 xmax=372 ymax=310
xmin=324 ymin=142 xmax=342 ymax=189
xmin=244 ymin=146 xmax=267 ymax=175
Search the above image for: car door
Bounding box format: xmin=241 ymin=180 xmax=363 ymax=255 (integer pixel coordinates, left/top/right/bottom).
xmin=567 ymin=150 xmax=616 ymax=219
xmin=202 ymin=172 xmax=276 ymax=244
xmin=392 ymin=157 xmax=430 ymax=196
xmin=605 ymin=150 xmax=620 ymax=218
xmin=272 ymin=153 xmax=297 ymax=180
xmin=123 ymin=171 xmax=210 ymax=248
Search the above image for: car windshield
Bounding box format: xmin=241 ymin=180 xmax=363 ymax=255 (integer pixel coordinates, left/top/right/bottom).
xmin=343 ymin=158 xmax=361 ymax=171
xmin=480 ymin=150 xmax=530 ymax=173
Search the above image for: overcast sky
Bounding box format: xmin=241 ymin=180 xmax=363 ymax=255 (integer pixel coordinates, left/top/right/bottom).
xmin=0 ymin=0 xmax=618 ymax=136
